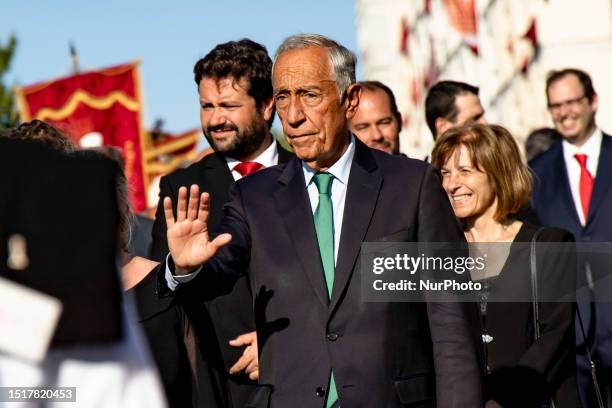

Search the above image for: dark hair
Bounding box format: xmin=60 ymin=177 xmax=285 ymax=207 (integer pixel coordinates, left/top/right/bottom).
xmin=425 ymin=80 xmax=479 ymax=138
xmin=546 ymin=68 xmax=596 ymax=104
xmin=432 ymin=124 xmax=532 ymax=222
xmin=357 ymin=81 xmax=402 ymax=131
xmin=525 ymin=127 xmax=562 ymax=161
xmin=6 ymin=120 xmax=76 ymax=153
xmin=193 ymin=39 xmax=273 ymax=110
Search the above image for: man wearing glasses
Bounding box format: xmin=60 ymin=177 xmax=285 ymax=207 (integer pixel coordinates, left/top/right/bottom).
xmin=530 ymin=68 xmax=612 ymax=407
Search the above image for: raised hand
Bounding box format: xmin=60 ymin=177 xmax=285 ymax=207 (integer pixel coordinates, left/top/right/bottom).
xmin=165 ymin=184 xmax=232 ymax=275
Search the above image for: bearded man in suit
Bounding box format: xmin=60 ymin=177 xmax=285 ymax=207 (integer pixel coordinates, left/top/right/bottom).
xmin=132 ymin=39 xmax=292 ymax=408
xmin=161 ymin=34 xmax=483 ymax=407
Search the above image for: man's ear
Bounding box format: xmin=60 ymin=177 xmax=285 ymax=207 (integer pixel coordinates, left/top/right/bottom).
xmin=591 ymin=94 xmax=599 ymax=113
xmin=344 ymin=83 xmax=361 ymax=120
xmin=262 ymin=97 xmax=275 ymax=123
xmin=435 ymin=117 xmax=453 ymax=138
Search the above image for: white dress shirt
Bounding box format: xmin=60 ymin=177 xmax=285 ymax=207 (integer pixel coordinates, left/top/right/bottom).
xmin=562 ymin=128 xmax=603 ymax=225
xmin=225 ymin=140 xmax=278 ymax=181
xmin=166 ymin=135 xmax=355 ymax=289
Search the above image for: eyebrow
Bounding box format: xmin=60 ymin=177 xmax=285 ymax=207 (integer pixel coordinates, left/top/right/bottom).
xmin=200 ymin=98 xmax=241 ymax=105
xmin=275 ymin=85 xmax=323 ymax=94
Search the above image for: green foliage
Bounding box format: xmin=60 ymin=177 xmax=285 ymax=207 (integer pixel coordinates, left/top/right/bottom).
xmin=0 ymin=35 xmax=18 ymax=129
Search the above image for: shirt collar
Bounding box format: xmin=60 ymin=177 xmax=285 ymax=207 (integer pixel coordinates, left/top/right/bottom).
xmin=225 ymin=139 xmax=278 ymax=170
xmin=562 ymin=127 xmax=603 ymax=158
xmin=302 ymin=133 xmax=355 ymax=187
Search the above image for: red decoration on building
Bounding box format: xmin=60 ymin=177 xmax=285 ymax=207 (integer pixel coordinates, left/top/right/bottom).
xmin=523 ymin=18 xmax=538 ymax=48
xmin=444 ymin=0 xmax=477 ymax=36
xmin=400 ymin=17 xmax=411 ymax=55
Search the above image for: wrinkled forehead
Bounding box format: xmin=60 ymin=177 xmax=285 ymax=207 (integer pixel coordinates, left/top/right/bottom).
xmin=272 ymin=46 xmax=336 ymax=88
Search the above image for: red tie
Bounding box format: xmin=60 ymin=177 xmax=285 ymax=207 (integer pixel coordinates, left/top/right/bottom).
xmin=574 ymin=153 xmax=594 ymax=220
xmin=234 ymin=161 xmax=264 ymax=177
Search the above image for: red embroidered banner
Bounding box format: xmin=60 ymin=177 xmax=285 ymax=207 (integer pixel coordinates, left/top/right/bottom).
xmin=15 ymin=61 xmax=148 ymax=212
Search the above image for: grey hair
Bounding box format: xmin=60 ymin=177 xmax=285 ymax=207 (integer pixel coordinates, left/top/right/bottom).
xmin=274 ymin=34 xmax=356 ymax=101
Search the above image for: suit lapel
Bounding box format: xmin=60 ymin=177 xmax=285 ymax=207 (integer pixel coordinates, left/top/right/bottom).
xmin=273 ymin=158 xmax=329 ymax=308
xmin=329 ymin=141 xmax=382 ymax=312
xmin=201 ymin=152 xmax=234 ymax=186
xmin=200 ymin=153 xmax=235 ymax=229
xmin=586 ymin=134 xmax=612 ymax=227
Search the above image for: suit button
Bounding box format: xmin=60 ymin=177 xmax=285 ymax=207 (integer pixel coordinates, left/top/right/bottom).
xmin=316 ymin=386 xmax=326 ymax=397
xmin=326 ymin=332 xmax=339 ymax=341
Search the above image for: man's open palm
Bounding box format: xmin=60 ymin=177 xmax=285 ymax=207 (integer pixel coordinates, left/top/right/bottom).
xmin=165 ymin=185 xmax=232 ymax=274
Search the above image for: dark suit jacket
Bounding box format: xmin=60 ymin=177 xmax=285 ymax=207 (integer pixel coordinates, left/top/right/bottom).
xmin=529 ymin=134 xmax=612 ymax=243
xmin=482 ymin=223 xmax=578 ymax=407
xmin=165 ymin=138 xmax=484 ymax=407
xmin=530 ymin=135 xmax=612 ymax=340
xmin=133 ymin=143 xmax=292 ymax=408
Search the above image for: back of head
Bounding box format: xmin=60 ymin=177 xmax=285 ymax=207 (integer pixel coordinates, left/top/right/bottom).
xmin=5 ymin=120 xmax=76 ymax=153
xmin=275 ymin=34 xmax=356 ymax=102
xmin=432 ymin=123 xmax=531 ymax=221
xmin=194 ymin=39 xmax=273 ymax=112
xmin=525 ymin=127 xmax=562 ymax=161
xmin=425 ymin=80 xmax=479 ymax=139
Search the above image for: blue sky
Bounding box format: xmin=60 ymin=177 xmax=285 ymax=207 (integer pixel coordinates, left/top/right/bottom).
xmin=2 ymin=0 xmax=359 ymax=135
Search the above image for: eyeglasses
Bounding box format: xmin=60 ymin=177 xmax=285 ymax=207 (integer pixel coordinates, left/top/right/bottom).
xmin=547 ymin=95 xmax=587 ymax=113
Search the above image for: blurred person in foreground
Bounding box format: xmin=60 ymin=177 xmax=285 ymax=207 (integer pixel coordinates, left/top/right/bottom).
xmin=349 ymin=80 xmax=401 ymax=154
xmin=0 ymin=120 xmax=167 ymax=407
xmin=432 ymin=123 xmax=579 ymax=407
xmin=160 ymin=33 xmax=484 ymax=407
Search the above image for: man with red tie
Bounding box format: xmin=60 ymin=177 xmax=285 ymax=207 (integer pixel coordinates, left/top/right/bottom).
xmin=530 ymin=68 xmax=612 ymax=407
xmin=132 ymin=39 xmax=292 ymax=408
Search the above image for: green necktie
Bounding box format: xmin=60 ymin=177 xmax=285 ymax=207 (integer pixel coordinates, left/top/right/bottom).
xmin=312 ymin=172 xmax=338 ymax=407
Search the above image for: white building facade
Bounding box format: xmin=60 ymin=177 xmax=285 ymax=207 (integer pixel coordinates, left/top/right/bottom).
xmin=355 ymin=0 xmax=612 ymax=158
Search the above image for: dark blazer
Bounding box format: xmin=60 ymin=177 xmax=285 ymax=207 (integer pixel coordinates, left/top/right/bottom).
xmin=165 ymin=138 xmax=484 ymax=407
xmin=481 ymin=223 xmax=578 ymax=407
xmin=529 ymin=134 xmax=612 ymax=405
xmin=133 ymin=143 xmax=292 ymax=408
xmin=529 ymin=134 xmax=612 ymax=243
